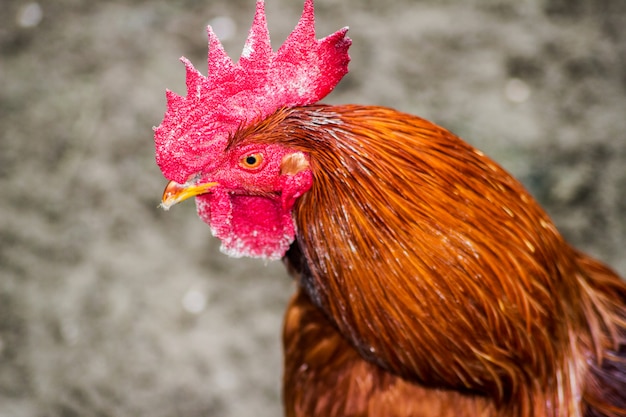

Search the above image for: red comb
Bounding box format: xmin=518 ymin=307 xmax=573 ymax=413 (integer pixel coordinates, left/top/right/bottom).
xmin=154 ymin=0 xmax=351 ymax=183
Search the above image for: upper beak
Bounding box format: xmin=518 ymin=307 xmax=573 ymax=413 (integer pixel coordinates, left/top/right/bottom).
xmin=160 ymin=180 xmax=219 ymax=210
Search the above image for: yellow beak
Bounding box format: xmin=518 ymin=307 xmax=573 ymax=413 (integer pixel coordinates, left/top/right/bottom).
xmin=160 ymin=180 xmax=219 ymax=210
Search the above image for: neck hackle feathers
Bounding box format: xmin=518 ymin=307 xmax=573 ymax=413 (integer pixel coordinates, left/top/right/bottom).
xmin=154 ymin=0 xmax=351 ymax=184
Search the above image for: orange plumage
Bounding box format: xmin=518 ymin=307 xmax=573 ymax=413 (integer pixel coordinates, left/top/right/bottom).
xmin=227 ymin=104 xmax=626 ymax=417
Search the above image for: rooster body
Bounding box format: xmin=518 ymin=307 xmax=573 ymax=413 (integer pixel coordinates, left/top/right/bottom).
xmin=155 ymin=2 xmax=626 ymax=416
xmin=232 ymin=105 xmax=626 ymax=417
xmin=274 ymin=106 xmax=626 ymax=417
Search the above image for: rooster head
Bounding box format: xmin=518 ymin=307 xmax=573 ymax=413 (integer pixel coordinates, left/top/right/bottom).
xmin=154 ymin=0 xmax=351 ymax=259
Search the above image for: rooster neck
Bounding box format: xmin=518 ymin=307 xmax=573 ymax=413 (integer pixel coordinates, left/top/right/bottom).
xmin=283 ymin=239 xmax=391 ymax=371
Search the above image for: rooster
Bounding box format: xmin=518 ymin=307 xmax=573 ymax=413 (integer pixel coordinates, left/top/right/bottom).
xmin=154 ymin=1 xmax=626 ymax=416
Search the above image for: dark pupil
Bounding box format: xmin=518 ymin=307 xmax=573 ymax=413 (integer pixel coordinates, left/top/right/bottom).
xmin=245 ymin=155 xmax=257 ymax=165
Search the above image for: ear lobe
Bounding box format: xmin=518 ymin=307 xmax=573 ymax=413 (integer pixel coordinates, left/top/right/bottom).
xmin=280 ymin=168 xmax=313 ymax=211
xmin=281 ymin=152 xmax=309 ymax=175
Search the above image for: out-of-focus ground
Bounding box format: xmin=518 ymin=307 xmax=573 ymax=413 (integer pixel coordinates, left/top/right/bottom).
xmin=0 ymin=0 xmax=624 ymax=416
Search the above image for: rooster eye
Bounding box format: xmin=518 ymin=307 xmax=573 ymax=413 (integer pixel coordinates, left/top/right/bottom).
xmin=240 ymin=153 xmax=263 ymax=169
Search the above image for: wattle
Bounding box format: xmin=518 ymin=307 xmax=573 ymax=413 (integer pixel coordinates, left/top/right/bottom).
xmin=196 ymin=191 xmax=296 ymax=260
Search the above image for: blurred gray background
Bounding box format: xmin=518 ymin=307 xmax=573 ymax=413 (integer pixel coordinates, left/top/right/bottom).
xmin=1 ymin=0 xmax=625 ymax=416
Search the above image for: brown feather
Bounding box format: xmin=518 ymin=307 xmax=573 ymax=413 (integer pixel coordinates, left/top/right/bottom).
xmin=283 ymin=286 xmax=497 ymax=417
xmin=235 ymin=104 xmax=626 ymax=416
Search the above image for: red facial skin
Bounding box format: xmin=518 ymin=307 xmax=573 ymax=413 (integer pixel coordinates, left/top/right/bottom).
xmin=191 ymin=143 xmax=313 ymax=259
